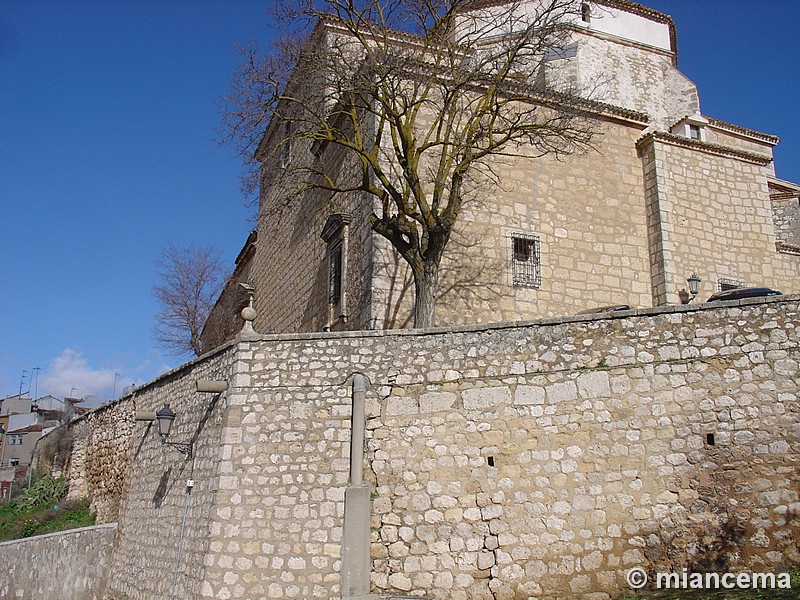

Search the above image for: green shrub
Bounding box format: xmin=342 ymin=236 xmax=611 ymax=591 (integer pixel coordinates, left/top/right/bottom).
xmin=14 ymin=475 xmax=68 ymax=513
xmin=0 ymin=475 xmax=94 ymax=541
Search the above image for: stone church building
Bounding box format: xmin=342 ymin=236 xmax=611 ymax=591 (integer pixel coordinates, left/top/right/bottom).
xmin=9 ymin=3 xmax=800 ymax=599
xmin=203 ymin=0 xmax=800 ymax=345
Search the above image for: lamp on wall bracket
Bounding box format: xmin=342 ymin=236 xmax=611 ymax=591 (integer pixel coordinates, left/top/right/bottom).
xmin=680 ymin=272 xmax=702 ymax=304
xmin=155 ymin=404 xmax=193 ymax=458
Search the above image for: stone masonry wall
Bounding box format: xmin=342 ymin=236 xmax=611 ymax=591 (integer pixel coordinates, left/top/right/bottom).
xmin=640 ymin=136 xmax=799 ymax=305
xmin=252 ymin=127 xmax=376 ymax=335
xmin=372 ymin=118 xmax=654 ymax=329
xmin=201 ymin=295 xmax=799 ymax=599
xmin=66 ymin=400 xmax=135 ymax=523
xmin=39 ymin=297 xmax=798 ymax=599
xmin=773 ymin=197 xmax=800 ymax=247
xmin=0 ymin=524 xmax=117 ymax=600
xmin=104 ymin=343 xmax=237 ymax=600
xmin=577 ymin=33 xmax=697 ymax=131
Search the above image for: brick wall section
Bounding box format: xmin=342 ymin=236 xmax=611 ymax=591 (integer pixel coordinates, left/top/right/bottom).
xmin=0 ymin=524 xmax=117 ymax=600
xmin=198 ymin=296 xmax=798 ymax=599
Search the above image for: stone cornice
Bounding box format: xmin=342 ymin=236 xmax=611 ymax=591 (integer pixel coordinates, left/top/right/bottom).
xmin=459 ymin=0 xmax=678 ymax=64
xmin=707 ymin=118 xmax=780 ymax=146
xmin=637 ymin=131 xmax=774 ymax=166
xmin=777 ymin=241 xmax=800 ymax=256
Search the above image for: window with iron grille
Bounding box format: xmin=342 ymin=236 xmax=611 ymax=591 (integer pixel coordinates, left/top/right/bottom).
xmin=718 ymin=277 xmax=745 ymax=291
xmin=511 ymin=233 xmax=541 ymax=288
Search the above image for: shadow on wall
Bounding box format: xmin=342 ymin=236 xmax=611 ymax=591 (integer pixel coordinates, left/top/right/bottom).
xmin=379 ymin=228 xmax=505 ymax=329
xmin=152 ymin=467 xmax=171 ymax=509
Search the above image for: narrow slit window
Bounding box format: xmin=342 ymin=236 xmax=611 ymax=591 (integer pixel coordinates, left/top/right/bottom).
xmin=329 ymin=241 xmax=343 ymax=306
xmin=280 ymin=120 xmax=292 ymax=168
xmin=581 ymin=3 xmax=591 ymax=23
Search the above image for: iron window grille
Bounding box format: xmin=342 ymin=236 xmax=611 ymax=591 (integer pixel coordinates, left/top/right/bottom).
xmin=718 ymin=277 xmax=745 ymax=292
xmin=511 ymin=233 xmax=541 ymax=288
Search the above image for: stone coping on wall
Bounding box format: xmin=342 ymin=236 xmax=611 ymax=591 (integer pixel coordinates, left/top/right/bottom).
xmin=238 ymin=293 xmax=799 ymax=343
xmin=58 ymin=293 xmax=797 ymax=429
xmin=63 ymin=340 xmax=238 ymax=427
xmin=0 ymin=522 xmax=118 ymax=547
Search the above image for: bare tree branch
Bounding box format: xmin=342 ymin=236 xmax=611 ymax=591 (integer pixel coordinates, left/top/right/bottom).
xmin=152 ymin=243 xmax=227 ymax=357
xmin=221 ymin=0 xmax=601 ymax=327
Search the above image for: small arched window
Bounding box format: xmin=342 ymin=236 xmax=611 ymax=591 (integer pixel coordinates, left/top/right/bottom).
xmin=581 ymin=3 xmax=591 ymax=23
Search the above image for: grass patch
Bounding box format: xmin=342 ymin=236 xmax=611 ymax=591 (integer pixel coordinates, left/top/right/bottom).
xmin=0 ymin=475 xmax=95 ymax=542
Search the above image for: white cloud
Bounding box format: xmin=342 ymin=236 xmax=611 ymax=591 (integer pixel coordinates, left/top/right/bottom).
xmin=36 ymin=348 xmax=176 ymax=403
xmin=39 ymin=349 xmax=133 ymax=402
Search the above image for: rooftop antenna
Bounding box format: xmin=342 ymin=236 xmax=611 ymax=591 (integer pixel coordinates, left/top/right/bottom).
xmin=31 ymin=367 xmax=41 ymax=404
xmin=19 ymin=370 xmax=28 ymax=398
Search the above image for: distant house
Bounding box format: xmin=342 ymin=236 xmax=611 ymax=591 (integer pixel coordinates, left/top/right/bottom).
xmin=0 ymin=393 xmax=88 ymax=494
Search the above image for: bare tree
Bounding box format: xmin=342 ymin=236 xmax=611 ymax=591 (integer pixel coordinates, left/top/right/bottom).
xmin=152 ymin=243 xmax=226 ymax=357
xmin=221 ymin=0 xmax=600 ymax=327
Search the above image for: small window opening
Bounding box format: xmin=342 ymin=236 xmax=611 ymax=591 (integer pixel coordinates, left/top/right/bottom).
xmin=511 ymin=233 xmax=542 ymax=288
xmin=706 ymin=433 xmax=715 ymax=446
xmin=487 ymin=456 xmax=495 ymax=467
xmin=329 ymin=242 xmax=343 ymax=306
xmin=280 ymin=120 xmax=293 ymax=168
xmin=689 ymin=124 xmax=701 ymax=140
xmin=718 ymin=277 xmax=745 ymax=292
xmin=581 ymin=3 xmax=591 ymax=23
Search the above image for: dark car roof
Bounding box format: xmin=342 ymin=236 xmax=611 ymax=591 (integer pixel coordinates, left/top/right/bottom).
xmin=706 ymin=287 xmax=783 ymax=302
xmin=576 ymin=304 xmax=634 ymax=315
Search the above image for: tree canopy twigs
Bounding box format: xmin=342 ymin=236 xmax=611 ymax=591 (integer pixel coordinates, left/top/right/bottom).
xmin=152 ymin=244 xmax=226 ymax=357
xmin=220 ymin=0 xmax=599 ymax=327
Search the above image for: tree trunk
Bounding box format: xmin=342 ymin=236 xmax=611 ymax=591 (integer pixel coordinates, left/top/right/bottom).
xmin=412 ymin=261 xmax=439 ymax=328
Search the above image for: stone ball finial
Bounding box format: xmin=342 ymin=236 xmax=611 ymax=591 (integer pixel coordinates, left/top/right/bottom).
xmin=238 ymin=282 xmax=257 ymax=336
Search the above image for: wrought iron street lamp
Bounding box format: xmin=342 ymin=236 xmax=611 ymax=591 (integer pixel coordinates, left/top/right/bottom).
xmin=155 ymin=404 xmax=192 ymax=458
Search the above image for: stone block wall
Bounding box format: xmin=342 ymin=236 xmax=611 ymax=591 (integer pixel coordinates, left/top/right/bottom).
xmin=66 ymin=400 xmax=135 ymax=523
xmin=772 ymin=197 xmax=800 ymax=247
xmin=0 ymin=524 xmax=117 ymax=600
xmin=365 ymin=298 xmax=799 ymax=598
xmin=577 ymin=32 xmax=697 ymax=131
xmin=103 ymin=342 xmax=237 ymax=600
xmin=372 ymin=117 xmax=654 ymax=329
xmin=41 ymin=297 xmax=799 ymax=599
xmin=200 ymin=295 xmax=798 ymax=599
xmin=640 ymin=134 xmax=798 ymax=305
xmin=252 ymin=132 xmax=376 ymax=335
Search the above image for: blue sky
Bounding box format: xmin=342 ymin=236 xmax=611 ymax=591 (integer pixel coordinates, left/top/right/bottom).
xmin=1 ymin=1 xmax=799 ymax=402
